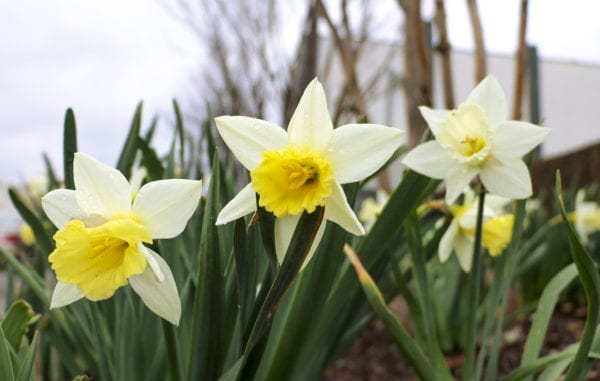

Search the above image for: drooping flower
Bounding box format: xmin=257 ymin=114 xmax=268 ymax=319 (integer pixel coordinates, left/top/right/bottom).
xmin=215 ymin=78 xmax=404 ymax=265
xmin=573 ymin=189 xmax=600 ymax=243
xmin=41 ymin=153 xmax=202 ymax=325
xmin=402 ymin=75 xmax=550 ymax=204
xmin=439 ymin=190 xmax=514 ymax=272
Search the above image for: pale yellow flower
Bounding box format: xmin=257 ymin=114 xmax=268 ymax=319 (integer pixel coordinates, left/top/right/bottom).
xmin=215 ymin=78 xmax=404 ymax=265
xmin=439 ymin=190 xmax=514 ymax=272
xmin=403 ymin=75 xmax=550 ymax=204
xmin=41 ymin=153 xmax=202 ymax=325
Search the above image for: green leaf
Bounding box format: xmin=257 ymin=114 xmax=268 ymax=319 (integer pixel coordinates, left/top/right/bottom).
xmin=1 ymin=301 xmax=35 ymax=352
xmin=246 ymin=205 xmax=325 ymax=349
xmin=137 ymin=137 xmax=164 ymax=181
xmin=502 ymin=344 xmax=577 ymax=381
xmin=63 ymin=108 xmax=77 ymax=190
xmin=404 ymin=210 xmax=450 ymax=376
xmin=0 ymin=247 xmax=48 ymax=307
xmin=172 ymin=99 xmax=185 ymax=168
xmin=144 ymin=115 xmax=159 ymax=144
xmin=187 ymin=150 xmax=226 ymax=381
xmin=15 ymin=332 xmax=37 ymax=381
xmin=0 ymin=327 xmax=15 ymax=381
xmin=520 ymin=264 xmax=577 ymax=373
xmin=42 ymin=153 xmax=60 ymax=190
xmin=8 ymin=188 xmax=54 ymax=256
xmin=116 ymin=101 xmax=143 ymax=178
xmin=556 ymin=171 xmax=600 ymax=381
xmin=344 ymin=245 xmax=450 ymax=381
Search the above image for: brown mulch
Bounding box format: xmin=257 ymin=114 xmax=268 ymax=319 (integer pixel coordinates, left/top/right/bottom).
xmin=321 ymin=302 xmax=600 ymax=380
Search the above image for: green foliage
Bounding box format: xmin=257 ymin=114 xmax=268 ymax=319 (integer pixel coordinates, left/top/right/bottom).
xmin=2 ymin=102 xmax=600 ymax=381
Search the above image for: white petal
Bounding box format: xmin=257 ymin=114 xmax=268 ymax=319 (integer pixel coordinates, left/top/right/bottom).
xmin=493 ymin=121 xmax=550 ymax=157
xmin=439 ymin=221 xmax=458 ymax=263
xmin=216 ymin=183 xmax=257 ymax=225
xmin=73 ymin=152 xmax=132 ymax=218
xmin=402 ymin=141 xmax=459 ymax=179
xmin=215 ymin=116 xmax=287 ymax=170
xmin=50 ymin=281 xmax=84 ymax=308
xmin=328 ymin=124 xmax=404 ymax=184
xmin=275 ymin=214 xmax=300 ymax=264
xmin=132 ymin=179 xmax=202 ymax=239
xmin=454 ymin=233 xmax=475 ymax=272
xmin=324 ymin=183 xmax=365 ymax=236
xmin=129 ymin=248 xmax=181 ymax=326
xmin=129 ymin=167 xmax=147 ymax=193
xmin=41 ymin=189 xmax=85 ymax=228
xmin=444 ymin=166 xmax=478 ymax=205
xmin=418 ymin=106 xmax=451 ymax=136
xmin=480 ymin=156 xmax=532 ymax=199
xmin=274 ymin=214 xmax=327 ymax=269
xmin=465 ymin=75 xmax=508 ymax=128
xmin=287 ymin=78 xmax=333 ymax=150
xmin=139 ymin=244 xmax=164 ymax=282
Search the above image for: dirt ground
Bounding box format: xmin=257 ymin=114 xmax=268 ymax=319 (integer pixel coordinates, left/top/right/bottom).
xmin=321 ymin=301 xmax=600 ymax=380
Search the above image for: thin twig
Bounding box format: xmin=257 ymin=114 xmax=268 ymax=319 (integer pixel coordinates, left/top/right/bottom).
xmin=512 ymin=0 xmax=529 ymax=120
xmin=466 ymin=0 xmax=487 ymax=83
xmin=434 ymin=0 xmax=455 ymax=109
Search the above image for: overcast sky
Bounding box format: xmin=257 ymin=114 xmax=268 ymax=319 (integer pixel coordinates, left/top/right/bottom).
xmin=1 ymin=0 xmax=599 ymax=185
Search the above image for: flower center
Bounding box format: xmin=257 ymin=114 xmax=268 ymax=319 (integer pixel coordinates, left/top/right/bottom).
xmin=49 ymin=216 xmax=152 ymax=301
xmin=437 ymin=104 xmax=492 ymax=165
xmin=251 ymin=146 xmax=334 ymax=217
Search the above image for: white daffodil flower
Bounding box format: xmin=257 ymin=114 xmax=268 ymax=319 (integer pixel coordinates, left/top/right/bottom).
xmin=41 ymin=153 xmax=202 ymax=325
xmin=215 ymin=78 xmax=404 ymax=265
xmin=403 ymin=75 xmax=550 ymax=204
xmin=574 ymin=190 xmax=600 ymax=244
xmin=439 ymin=191 xmax=514 ymax=272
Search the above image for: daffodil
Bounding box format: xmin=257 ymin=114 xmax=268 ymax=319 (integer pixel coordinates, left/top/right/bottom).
xmin=402 ymin=75 xmax=550 ymax=204
xmin=574 ymin=190 xmax=600 ymax=243
xmin=439 ymin=190 xmax=514 ymax=272
xmin=215 ymin=78 xmax=404 ymax=265
xmin=41 ymin=153 xmax=202 ymax=325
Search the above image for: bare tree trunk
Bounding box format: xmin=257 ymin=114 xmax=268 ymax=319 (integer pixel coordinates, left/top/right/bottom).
xmin=466 ymin=0 xmax=487 ymax=83
xmin=398 ymin=0 xmax=432 ymax=148
xmin=512 ymin=0 xmax=529 ymax=120
xmin=434 ymin=0 xmax=455 ymax=110
xmin=316 ymin=0 xmax=368 ymax=118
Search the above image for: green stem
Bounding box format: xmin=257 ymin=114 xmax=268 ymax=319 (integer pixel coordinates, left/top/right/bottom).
xmin=462 ymin=190 xmax=486 ymax=381
xmin=162 ymin=320 xmax=182 ymax=381
xmin=482 ymin=197 xmax=528 ymax=380
xmin=405 ymin=211 xmax=453 ymax=379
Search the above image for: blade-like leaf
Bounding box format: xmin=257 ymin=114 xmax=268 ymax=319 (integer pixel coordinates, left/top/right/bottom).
xmin=520 ymin=264 xmax=577 ymax=375
xmin=0 ymin=327 xmax=14 ymax=381
xmin=556 ymin=171 xmax=600 ymax=381
xmin=63 ymin=108 xmax=77 ymax=190
xmin=187 ymin=151 xmax=225 ymax=381
xmin=8 ymin=188 xmax=54 ymax=256
xmin=15 ymin=332 xmax=37 ymax=381
xmin=344 ymin=244 xmax=451 ymax=381
xmin=137 ymin=137 xmax=164 ymax=181
xmin=116 ymin=101 xmax=143 ymax=178
xmin=1 ymin=301 xmax=35 ymax=352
